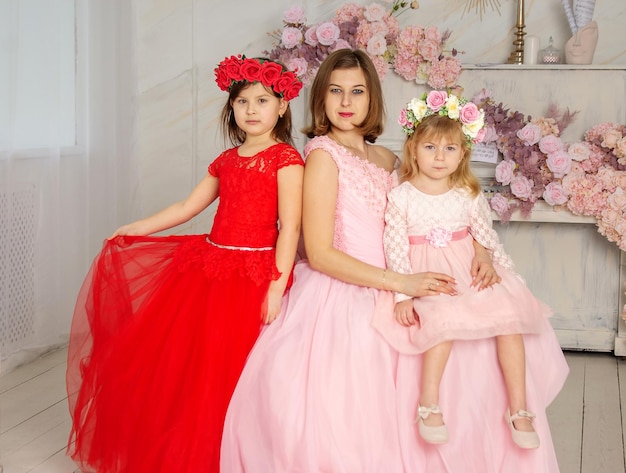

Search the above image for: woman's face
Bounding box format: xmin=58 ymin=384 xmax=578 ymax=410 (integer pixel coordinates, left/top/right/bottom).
xmin=323 ymin=67 xmax=369 ymax=133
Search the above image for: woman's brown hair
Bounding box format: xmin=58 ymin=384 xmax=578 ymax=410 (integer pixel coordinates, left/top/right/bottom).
xmin=302 ymin=49 xmax=385 ymax=143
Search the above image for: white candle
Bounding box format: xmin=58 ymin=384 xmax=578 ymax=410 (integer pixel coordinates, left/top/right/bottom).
xmin=524 ymin=35 xmax=539 ymax=65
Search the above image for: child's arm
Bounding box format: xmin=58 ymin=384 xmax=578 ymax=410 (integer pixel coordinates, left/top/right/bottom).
xmin=395 ymin=299 xmax=419 ymax=327
xmin=109 ymin=173 xmax=219 ymax=238
xmin=383 ymin=193 xmax=417 ymax=302
xmin=469 ymin=193 xmax=516 ymax=285
xmin=303 ymin=149 xmax=456 ymax=297
xmin=471 ymin=240 xmax=502 ymax=290
xmin=263 ymin=163 xmax=304 ymax=324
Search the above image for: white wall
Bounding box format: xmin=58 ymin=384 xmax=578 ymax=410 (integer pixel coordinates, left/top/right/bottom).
xmin=132 ymin=0 xmax=626 ymax=235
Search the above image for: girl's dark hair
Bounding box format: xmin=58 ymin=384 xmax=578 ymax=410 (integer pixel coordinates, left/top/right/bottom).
xmin=302 ymin=49 xmax=385 ymax=143
xmin=219 ymin=59 xmax=294 ymax=147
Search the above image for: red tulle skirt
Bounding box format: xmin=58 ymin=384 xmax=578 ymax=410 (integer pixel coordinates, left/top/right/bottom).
xmin=66 ymin=235 xmax=276 ymax=473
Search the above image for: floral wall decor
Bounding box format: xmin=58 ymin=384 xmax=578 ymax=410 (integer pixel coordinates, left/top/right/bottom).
xmin=474 ymin=89 xmax=626 ymax=251
xmin=264 ymin=1 xmax=462 ymax=89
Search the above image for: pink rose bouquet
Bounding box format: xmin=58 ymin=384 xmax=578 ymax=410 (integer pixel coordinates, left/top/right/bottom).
xmin=473 ymin=89 xmax=579 ymax=222
xmin=265 ymin=2 xmax=415 ymax=85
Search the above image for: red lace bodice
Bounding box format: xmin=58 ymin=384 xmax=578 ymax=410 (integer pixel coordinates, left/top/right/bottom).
xmin=208 ymin=143 xmax=303 ymax=248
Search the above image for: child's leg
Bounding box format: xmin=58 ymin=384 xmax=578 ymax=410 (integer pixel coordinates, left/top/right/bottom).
xmin=496 ymin=334 xmax=534 ymax=432
xmin=420 ymin=340 xmax=452 ymax=427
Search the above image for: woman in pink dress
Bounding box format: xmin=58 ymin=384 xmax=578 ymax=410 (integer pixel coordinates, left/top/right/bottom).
xmin=66 ymin=55 xmax=304 ymax=473
xmin=220 ymin=49 xmax=499 ymax=473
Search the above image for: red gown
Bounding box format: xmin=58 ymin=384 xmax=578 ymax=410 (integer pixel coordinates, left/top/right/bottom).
xmin=66 ymin=143 xmax=303 ymax=473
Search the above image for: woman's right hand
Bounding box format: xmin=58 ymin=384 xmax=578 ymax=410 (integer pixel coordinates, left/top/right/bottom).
xmin=397 ymin=271 xmax=457 ymax=298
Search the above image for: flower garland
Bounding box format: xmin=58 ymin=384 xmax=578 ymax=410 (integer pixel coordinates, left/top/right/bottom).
xmin=214 ymin=55 xmax=303 ymax=101
xmin=398 ymin=90 xmax=485 ymax=147
xmin=264 ymin=1 xmax=461 ymax=88
xmin=473 ymin=88 xmax=626 ymax=251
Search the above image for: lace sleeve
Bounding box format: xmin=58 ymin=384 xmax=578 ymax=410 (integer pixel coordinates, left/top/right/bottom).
xmin=469 ymin=193 xmax=515 ymax=270
xmin=383 ymin=192 xmax=413 ymax=302
xmin=276 ymin=145 xmax=304 ymax=169
xmin=208 ymin=149 xmax=228 ymax=177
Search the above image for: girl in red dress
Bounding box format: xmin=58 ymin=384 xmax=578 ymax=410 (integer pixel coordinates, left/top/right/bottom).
xmin=66 ymin=54 xmax=304 ymax=473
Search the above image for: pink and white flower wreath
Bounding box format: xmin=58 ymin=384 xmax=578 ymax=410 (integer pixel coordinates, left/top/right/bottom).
xmin=398 ymin=90 xmax=486 ymax=147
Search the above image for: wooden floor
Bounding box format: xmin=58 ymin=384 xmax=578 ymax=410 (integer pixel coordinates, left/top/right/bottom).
xmin=1 ymin=347 xmax=625 ymax=472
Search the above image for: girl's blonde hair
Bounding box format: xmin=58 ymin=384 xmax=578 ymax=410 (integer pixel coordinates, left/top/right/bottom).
xmin=399 ymin=114 xmax=481 ymax=197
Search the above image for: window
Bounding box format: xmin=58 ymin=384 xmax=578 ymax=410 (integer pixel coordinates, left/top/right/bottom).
xmin=0 ymin=0 xmax=77 ymax=151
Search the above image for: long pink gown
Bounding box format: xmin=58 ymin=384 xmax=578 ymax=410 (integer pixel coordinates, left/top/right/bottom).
xmin=221 ymin=135 xmax=405 ymax=472
xmin=373 ymin=182 xmax=569 ymax=472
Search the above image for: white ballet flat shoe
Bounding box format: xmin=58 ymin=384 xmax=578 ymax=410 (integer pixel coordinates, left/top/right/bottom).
xmin=416 ymin=404 xmax=449 ymax=444
xmin=506 ymin=409 xmax=540 ymax=449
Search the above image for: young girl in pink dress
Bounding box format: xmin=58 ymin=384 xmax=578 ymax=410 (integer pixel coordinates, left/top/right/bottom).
xmin=220 ymin=50 xmax=500 ymax=473
xmin=66 ymin=55 xmax=304 ymax=473
xmin=373 ymin=91 xmax=569 ymax=470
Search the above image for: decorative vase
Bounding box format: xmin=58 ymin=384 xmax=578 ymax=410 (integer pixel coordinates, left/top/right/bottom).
xmin=565 ymin=20 xmax=599 ymax=65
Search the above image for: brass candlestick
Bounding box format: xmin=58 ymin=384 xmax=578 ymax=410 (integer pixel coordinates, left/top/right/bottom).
xmin=507 ymin=0 xmax=526 ymax=64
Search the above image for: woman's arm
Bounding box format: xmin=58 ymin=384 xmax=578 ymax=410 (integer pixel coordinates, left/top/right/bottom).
xmin=109 ymin=173 xmax=220 ymax=238
xmin=263 ymin=164 xmax=304 ymax=323
xmin=302 ymin=149 xmax=455 ymax=298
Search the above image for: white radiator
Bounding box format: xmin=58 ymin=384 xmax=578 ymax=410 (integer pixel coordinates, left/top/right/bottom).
xmin=0 ymin=184 xmax=37 ymax=356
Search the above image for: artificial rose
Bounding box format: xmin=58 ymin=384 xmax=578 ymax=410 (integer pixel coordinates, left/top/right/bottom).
xmin=283 ymin=5 xmax=306 ymax=24
xmin=223 ymin=55 xmax=243 ymax=82
xmin=366 ymin=33 xmax=388 ymax=56
xmin=281 ymin=27 xmax=303 ymax=49
xmin=489 ymin=193 xmax=510 ymax=216
xmin=473 ymin=127 xmax=486 ymax=144
xmin=567 ymin=141 xmax=592 ymax=161
xmin=286 ymin=58 xmax=308 ymax=79
xmin=516 ymin=123 xmax=542 ymax=146
xmin=510 ymin=175 xmax=534 ymax=200
xmin=608 ymin=187 xmax=626 ymax=211
xmin=495 ymin=159 xmax=516 ymax=185
xmin=601 ymin=129 xmax=622 ymax=149
xmin=423 ymin=25 xmax=442 ymax=43
xmin=240 ymin=59 xmax=263 ymax=84
xmin=445 ymin=95 xmax=460 ymax=119
xmin=596 ymin=167 xmax=617 ymax=190
xmin=538 ymin=134 xmax=564 ymax=155
xmin=260 ymin=61 xmax=284 ymax=87
xmin=407 ymin=98 xmax=427 ymax=121
xmin=616 ymin=171 xmax=626 ymax=189
xmin=316 ymin=22 xmax=340 ymax=46
xmin=546 ymin=150 xmax=572 ymax=178
xmin=364 ymin=2 xmax=387 ymax=22
xmin=273 ymin=70 xmax=302 ymax=101
xmin=543 ymin=182 xmax=568 ymax=206
xmin=214 ymin=67 xmax=231 ymax=91
xmin=458 ymin=102 xmax=481 ymax=124
xmin=462 ymin=117 xmax=485 ymax=139
xmin=615 ymin=137 xmax=626 ymax=158
xmin=425 ymin=227 xmax=453 ymax=248
xmin=426 ymin=91 xmax=448 ymax=112
xmin=417 ymin=38 xmax=441 ymax=62
xmin=304 ymin=26 xmax=319 ymax=46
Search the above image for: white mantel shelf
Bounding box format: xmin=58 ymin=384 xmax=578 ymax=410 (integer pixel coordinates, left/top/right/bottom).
xmin=463 ymin=64 xmax=626 ymax=71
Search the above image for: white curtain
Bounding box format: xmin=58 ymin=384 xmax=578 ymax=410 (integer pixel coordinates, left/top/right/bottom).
xmin=0 ymin=0 xmax=138 ymax=373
